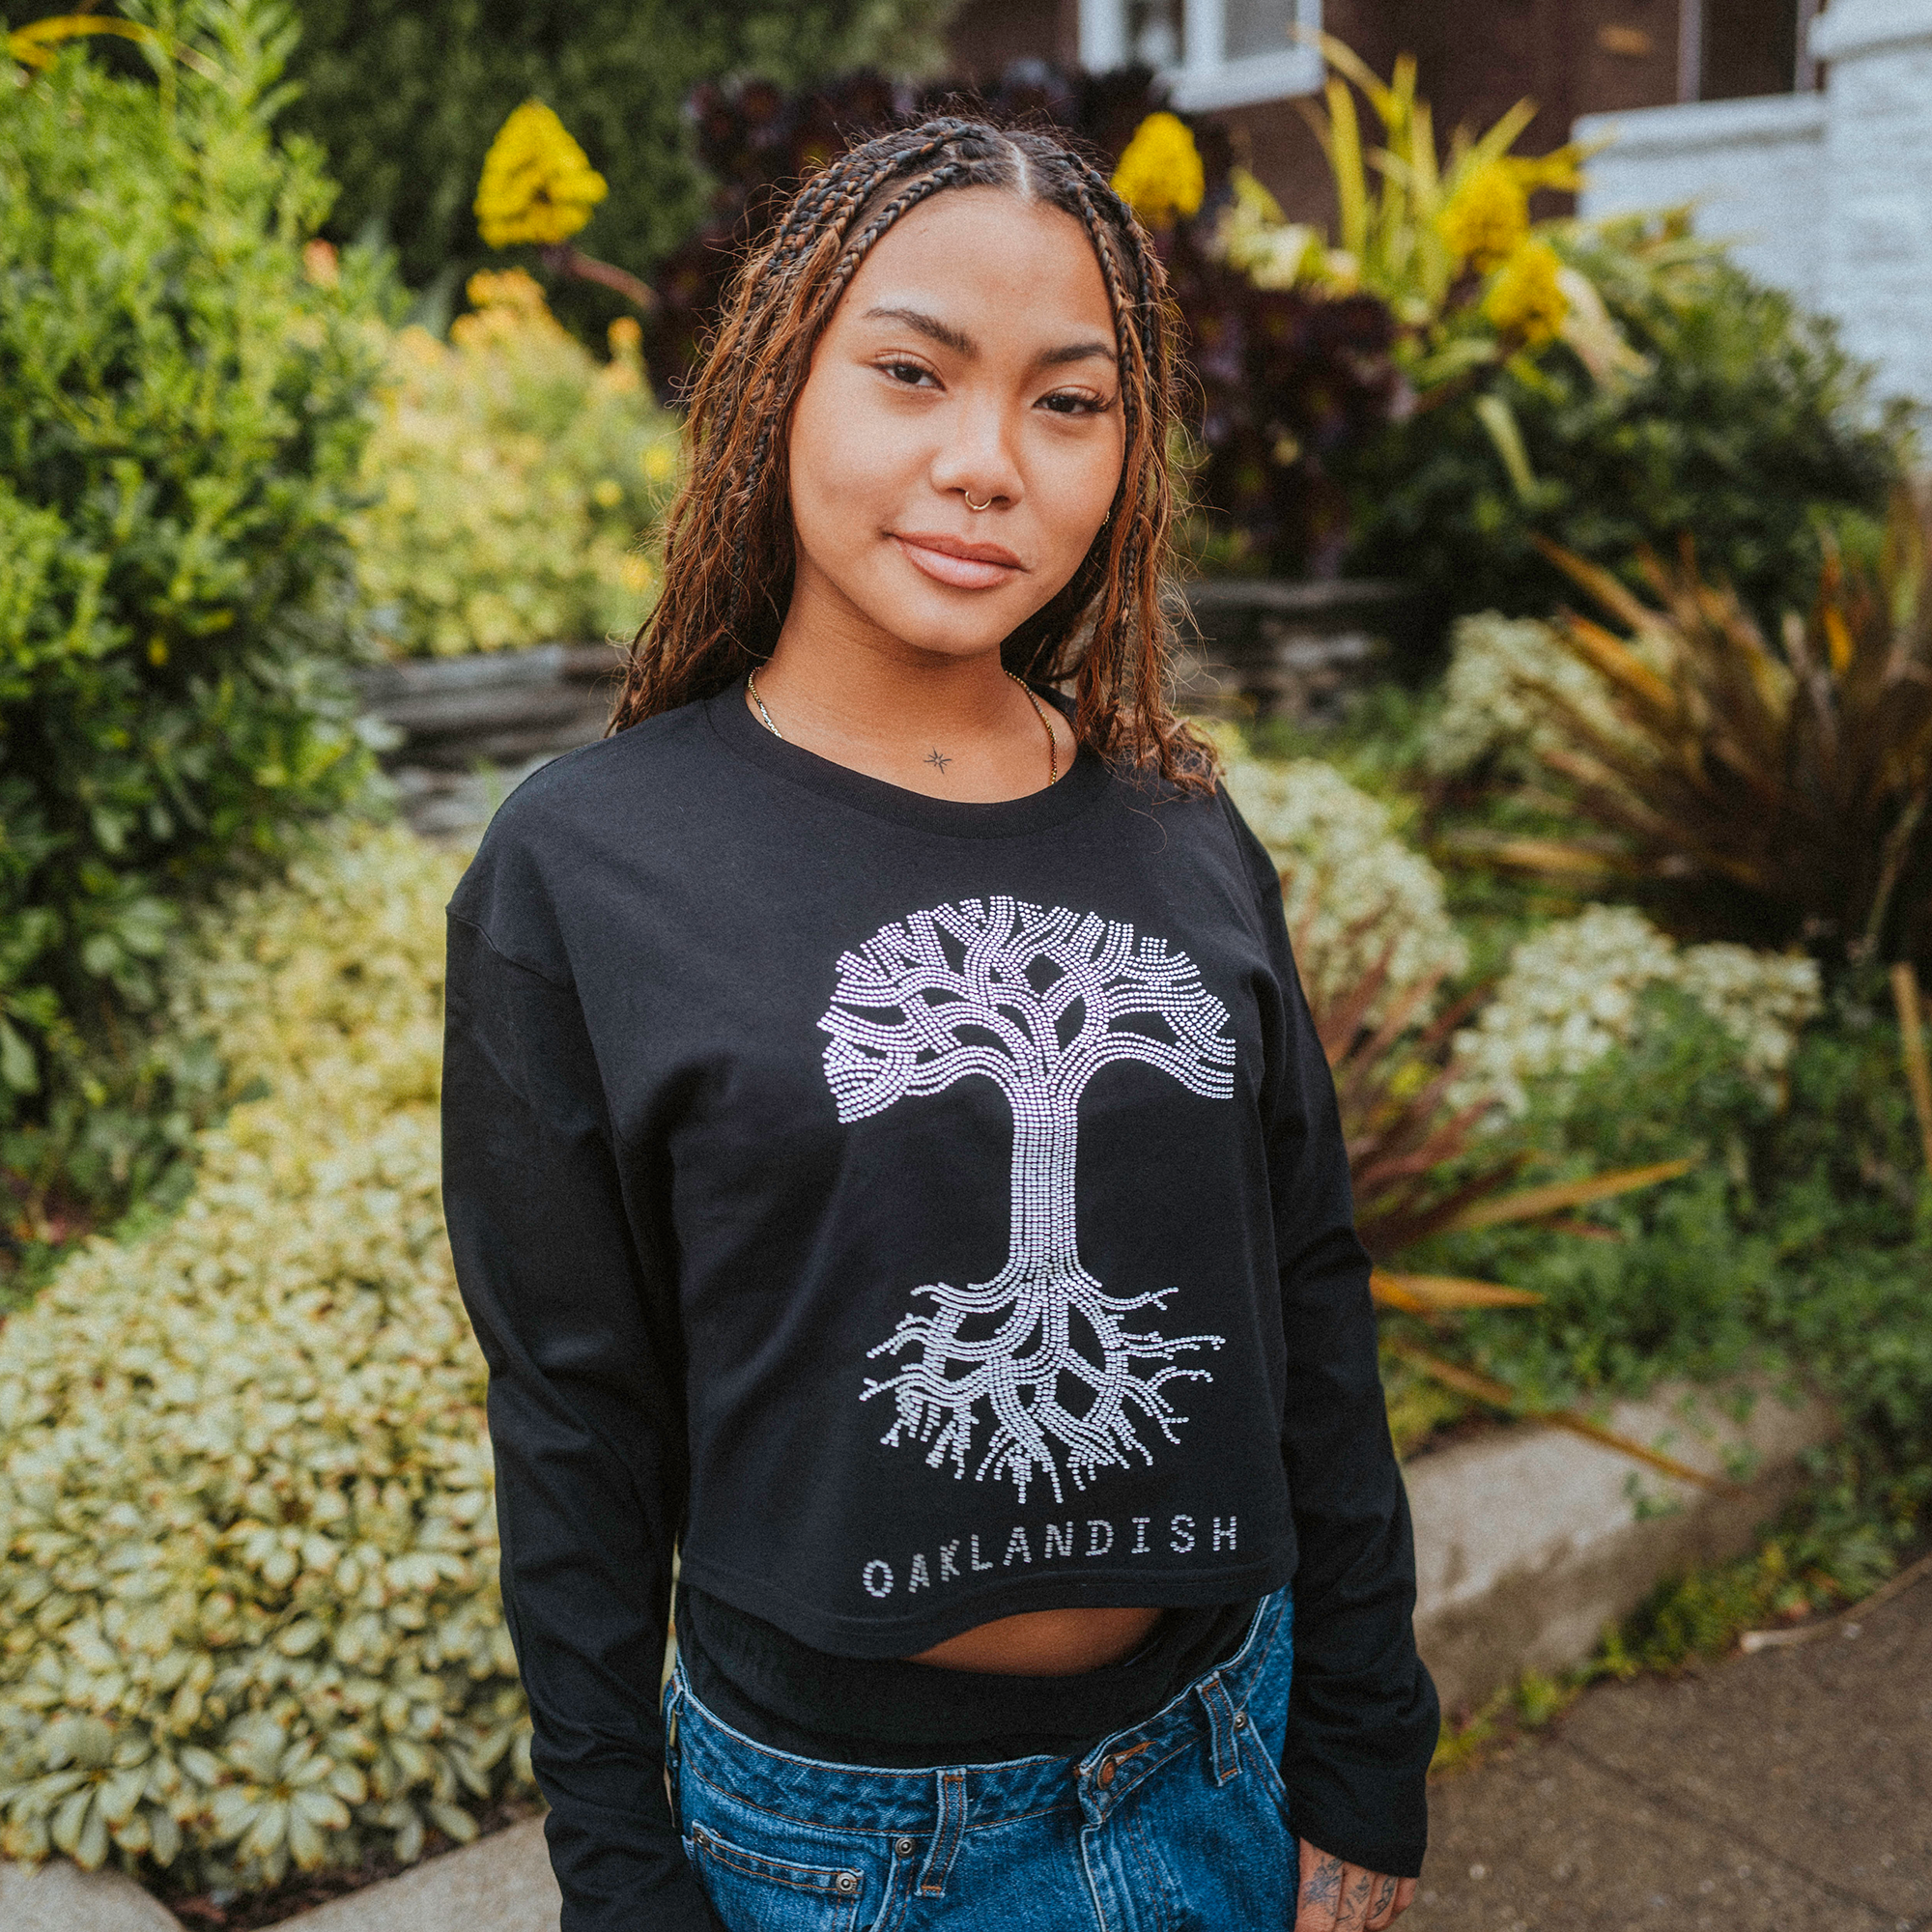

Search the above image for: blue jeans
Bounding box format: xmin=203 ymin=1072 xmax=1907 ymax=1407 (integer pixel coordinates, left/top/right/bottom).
xmin=665 ymin=1590 xmax=1297 ymax=1930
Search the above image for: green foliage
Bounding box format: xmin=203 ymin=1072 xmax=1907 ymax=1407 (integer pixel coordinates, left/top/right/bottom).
xmin=0 ymin=2 xmax=385 ymax=1256
xmin=1344 ymin=223 xmax=1913 ymax=633
xmin=351 ymin=270 xmax=681 ymax=658
xmin=0 ymin=825 xmax=527 ymax=1891
xmin=279 ymin=0 xmax=958 ymax=309
xmin=1419 ymin=976 xmax=1932 ymax=1503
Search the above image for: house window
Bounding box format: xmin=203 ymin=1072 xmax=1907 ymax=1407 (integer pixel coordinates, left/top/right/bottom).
xmin=1079 ymin=0 xmax=1322 ymax=111
xmin=1680 ymin=0 xmax=1818 ymax=100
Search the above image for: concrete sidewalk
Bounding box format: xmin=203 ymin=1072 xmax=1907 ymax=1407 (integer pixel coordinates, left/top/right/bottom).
xmin=1409 ymin=1567 xmax=1931 ymax=1932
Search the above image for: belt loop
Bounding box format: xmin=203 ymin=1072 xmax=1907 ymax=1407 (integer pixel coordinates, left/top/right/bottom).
xmin=1195 ymin=1671 xmax=1242 ymax=1785
xmin=917 ymin=1769 xmax=968 ymax=1896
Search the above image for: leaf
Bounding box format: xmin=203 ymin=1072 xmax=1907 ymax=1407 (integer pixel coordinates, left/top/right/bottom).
xmin=1381 ymin=1340 xmax=1742 ymax=1492
xmin=6 ymin=15 xmax=161 ymax=70
xmin=0 ymin=1015 xmax=40 ymax=1094
xmin=427 ymin=1801 xmax=479 ymax=1843
xmin=1473 ymin=394 xmax=1537 ymax=500
xmin=286 ymin=1804 xmax=327 ymax=1869
xmin=49 ymin=1785 xmax=95 ymax=1859
xmin=1440 ymin=832 xmax=1630 ymax=879
xmin=1437 ymin=1158 xmax=1694 ymax=1233
xmin=1372 ymin=1269 xmax=1543 ymax=1312
xmin=1324 ymin=77 xmax=1370 ymax=260
xmin=149 ymin=1805 xmax=182 ymax=1867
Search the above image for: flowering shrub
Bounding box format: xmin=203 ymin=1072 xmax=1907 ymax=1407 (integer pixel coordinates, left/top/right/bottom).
xmin=1425 ymin=611 xmax=1632 ymax=778
xmin=1222 ymin=756 xmax=1467 ymax=1013
xmin=1435 ymin=160 xmax=1529 ymax=272
xmin=351 ymin=270 xmax=680 ymax=657
xmin=0 ymin=826 xmax=535 ymax=1891
xmin=474 ymin=101 xmax=608 ymax=249
xmin=1110 ymin=110 xmax=1204 ymax=226
xmin=1452 ymin=905 xmax=1821 ymax=1117
xmin=1484 ymin=239 xmax=1568 ymax=347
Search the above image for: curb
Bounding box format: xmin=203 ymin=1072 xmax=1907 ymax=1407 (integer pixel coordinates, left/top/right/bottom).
xmin=0 ymin=1856 xmax=180 ymax=1929
xmin=1408 ymin=1378 xmax=1833 ymax=1710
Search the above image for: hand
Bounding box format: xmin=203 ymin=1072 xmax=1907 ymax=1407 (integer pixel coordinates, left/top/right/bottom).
xmin=1294 ymin=1838 xmax=1416 ymax=1932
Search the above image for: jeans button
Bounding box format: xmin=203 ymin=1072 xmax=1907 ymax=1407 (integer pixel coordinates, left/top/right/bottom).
xmin=896 ymin=1835 xmax=916 ymax=1857
xmin=1234 ymin=1711 xmax=1247 ymax=1729
xmin=1097 ymin=1756 xmax=1117 ymax=1787
xmin=835 ymin=1871 xmax=860 ymax=1895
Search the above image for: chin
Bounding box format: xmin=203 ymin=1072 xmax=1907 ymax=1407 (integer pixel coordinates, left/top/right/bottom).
xmin=862 ymin=567 xmax=1043 ymax=662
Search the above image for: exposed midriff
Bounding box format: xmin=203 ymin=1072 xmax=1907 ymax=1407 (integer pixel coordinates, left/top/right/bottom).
xmin=905 ymin=1604 xmax=1165 ymax=1675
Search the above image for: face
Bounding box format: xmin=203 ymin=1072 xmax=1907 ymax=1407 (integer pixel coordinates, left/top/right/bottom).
xmin=782 ymin=187 xmax=1126 ymax=666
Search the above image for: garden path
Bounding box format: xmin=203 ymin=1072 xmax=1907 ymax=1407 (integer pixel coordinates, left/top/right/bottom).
xmin=1409 ymin=1566 xmax=1932 ymax=1932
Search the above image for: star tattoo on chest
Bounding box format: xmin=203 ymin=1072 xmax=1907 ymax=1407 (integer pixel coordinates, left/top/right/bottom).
xmin=923 ymin=749 xmax=953 ymax=774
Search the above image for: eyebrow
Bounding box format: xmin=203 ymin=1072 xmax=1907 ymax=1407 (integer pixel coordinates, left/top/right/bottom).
xmin=861 ymin=304 xmax=1118 ymax=371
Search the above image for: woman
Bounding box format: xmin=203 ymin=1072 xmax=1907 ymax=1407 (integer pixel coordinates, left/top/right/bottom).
xmin=442 ymin=118 xmax=1437 ymax=1932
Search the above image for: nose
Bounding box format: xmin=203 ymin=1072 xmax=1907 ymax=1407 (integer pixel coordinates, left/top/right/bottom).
xmin=928 ymin=391 xmax=1023 ymax=513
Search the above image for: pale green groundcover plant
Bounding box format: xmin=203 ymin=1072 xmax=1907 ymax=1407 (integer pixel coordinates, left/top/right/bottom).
xmin=1221 ymin=753 xmax=1468 ymax=1014
xmin=0 ymin=826 xmax=535 ymax=1889
xmin=1451 ymin=903 xmax=1822 ymax=1118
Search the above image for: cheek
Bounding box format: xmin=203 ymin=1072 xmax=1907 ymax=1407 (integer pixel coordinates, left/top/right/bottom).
xmin=1028 ymin=422 xmax=1126 ymax=560
xmin=789 ymin=370 xmax=916 ymax=530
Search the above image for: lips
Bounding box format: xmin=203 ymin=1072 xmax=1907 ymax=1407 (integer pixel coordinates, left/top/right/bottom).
xmin=892 ymin=531 xmax=1025 ymax=591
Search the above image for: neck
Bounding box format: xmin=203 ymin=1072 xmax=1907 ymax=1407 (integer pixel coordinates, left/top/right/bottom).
xmin=758 ymin=615 xmax=1022 ymax=751
xmin=749 ymin=577 xmax=1065 ymax=803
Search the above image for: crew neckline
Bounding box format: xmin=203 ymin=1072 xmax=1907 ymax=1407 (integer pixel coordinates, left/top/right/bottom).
xmin=705 ymin=674 xmax=1111 ymax=839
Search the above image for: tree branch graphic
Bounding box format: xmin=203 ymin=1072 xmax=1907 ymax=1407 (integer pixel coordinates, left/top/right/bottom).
xmin=820 ymin=897 xmax=1236 ymax=1505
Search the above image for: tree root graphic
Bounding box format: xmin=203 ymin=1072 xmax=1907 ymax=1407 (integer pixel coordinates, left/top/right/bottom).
xmin=861 ymin=1264 xmax=1223 ymax=1505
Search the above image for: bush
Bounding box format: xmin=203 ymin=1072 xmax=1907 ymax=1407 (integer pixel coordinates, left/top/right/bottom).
xmin=1341 ymin=223 xmax=1912 ymax=632
xmin=0 ymin=825 xmax=532 ymax=1891
xmin=1451 ymin=905 xmax=1821 ymax=1118
xmin=1427 ymin=968 xmax=1932 ymax=1492
xmin=351 ymin=270 xmax=681 ymax=658
xmin=1424 ymin=611 xmax=1629 ymax=780
xmin=1221 ymin=752 xmax=1467 ymax=1016
xmin=1465 ymin=497 xmax=1932 ymax=970
xmin=0 ymin=4 xmax=387 ymax=1251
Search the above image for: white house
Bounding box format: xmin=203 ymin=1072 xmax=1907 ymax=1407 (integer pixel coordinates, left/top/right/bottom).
xmin=1577 ymin=0 xmax=1932 ymax=410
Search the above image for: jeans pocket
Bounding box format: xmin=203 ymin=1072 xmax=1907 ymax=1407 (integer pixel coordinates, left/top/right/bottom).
xmin=685 ymin=1820 xmax=871 ymax=1932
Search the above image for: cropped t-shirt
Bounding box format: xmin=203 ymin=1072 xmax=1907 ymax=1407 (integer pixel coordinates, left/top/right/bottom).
xmin=440 ymin=679 xmax=1438 ymax=1932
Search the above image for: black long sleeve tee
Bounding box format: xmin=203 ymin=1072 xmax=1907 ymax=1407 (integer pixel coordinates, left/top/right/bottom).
xmin=440 ymin=679 xmax=1437 ymax=1931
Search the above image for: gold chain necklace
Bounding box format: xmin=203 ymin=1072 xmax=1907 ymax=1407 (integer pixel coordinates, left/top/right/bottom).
xmin=747 ymin=666 xmax=1058 ymax=786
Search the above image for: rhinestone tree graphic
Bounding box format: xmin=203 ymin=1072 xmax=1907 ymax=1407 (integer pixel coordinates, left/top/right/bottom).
xmin=819 ymin=896 xmax=1236 ymax=1505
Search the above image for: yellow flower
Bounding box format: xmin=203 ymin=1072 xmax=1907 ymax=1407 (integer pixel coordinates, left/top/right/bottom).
xmin=1438 ymin=160 xmax=1528 ymax=271
xmin=1111 ymin=112 xmax=1205 ymax=227
xmin=1485 ymin=239 xmax=1569 ymax=346
xmin=474 ymin=100 xmax=608 ymax=249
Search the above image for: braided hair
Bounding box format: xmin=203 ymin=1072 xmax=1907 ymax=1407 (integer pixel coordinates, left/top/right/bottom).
xmin=609 ymin=116 xmax=1216 ymax=793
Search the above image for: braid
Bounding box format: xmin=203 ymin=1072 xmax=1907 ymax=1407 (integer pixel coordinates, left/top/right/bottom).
xmin=707 ymin=130 xmax=986 ymax=626
xmin=611 ymin=112 xmax=1217 ymax=793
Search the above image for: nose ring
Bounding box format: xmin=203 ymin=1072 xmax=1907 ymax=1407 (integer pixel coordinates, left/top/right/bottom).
xmin=964 ymin=493 xmax=994 ymax=512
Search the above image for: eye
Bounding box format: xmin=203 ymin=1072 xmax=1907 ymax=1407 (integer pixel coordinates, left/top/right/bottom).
xmin=1037 ymin=388 xmax=1111 ymax=417
xmin=879 ymin=358 xmax=938 ymax=388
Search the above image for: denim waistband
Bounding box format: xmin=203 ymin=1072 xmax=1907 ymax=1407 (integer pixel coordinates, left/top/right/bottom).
xmin=668 ymin=1587 xmax=1293 ymax=1839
